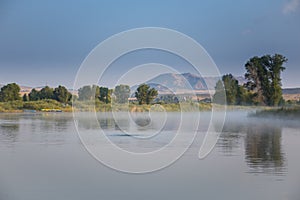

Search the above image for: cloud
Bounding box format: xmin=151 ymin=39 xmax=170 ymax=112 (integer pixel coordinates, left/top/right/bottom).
xmin=283 ymin=0 xmax=300 ymax=14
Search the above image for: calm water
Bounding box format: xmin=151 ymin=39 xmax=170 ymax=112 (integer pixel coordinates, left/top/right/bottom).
xmin=0 ymin=112 xmax=299 ymax=200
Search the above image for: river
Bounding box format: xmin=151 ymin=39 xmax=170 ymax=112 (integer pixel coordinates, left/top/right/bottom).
xmin=0 ymin=111 xmax=299 ymax=200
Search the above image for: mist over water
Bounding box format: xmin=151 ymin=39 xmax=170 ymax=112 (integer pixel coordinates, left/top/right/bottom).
xmin=0 ymin=111 xmax=300 ymax=200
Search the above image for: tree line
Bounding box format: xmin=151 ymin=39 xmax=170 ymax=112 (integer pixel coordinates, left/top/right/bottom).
xmin=77 ymin=84 xmax=158 ymax=105
xmin=0 ymin=84 xmax=72 ymax=104
xmin=0 ymin=83 xmax=159 ymax=105
xmin=214 ymin=54 xmax=287 ymax=106
xmin=76 ymin=84 xmax=132 ymax=104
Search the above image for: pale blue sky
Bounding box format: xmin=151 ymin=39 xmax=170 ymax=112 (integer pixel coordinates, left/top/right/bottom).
xmin=0 ymin=0 xmax=299 ymax=88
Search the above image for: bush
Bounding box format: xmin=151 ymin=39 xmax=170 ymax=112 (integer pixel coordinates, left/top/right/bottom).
xmin=0 ymin=100 xmax=23 ymax=112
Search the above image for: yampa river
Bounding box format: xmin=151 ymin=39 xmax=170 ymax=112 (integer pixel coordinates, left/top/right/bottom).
xmin=0 ymin=111 xmax=299 ymax=200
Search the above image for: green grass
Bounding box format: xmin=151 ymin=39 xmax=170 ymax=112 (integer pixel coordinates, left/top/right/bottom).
xmin=6 ymin=99 xmax=298 ymax=115
xmin=73 ymin=101 xmax=212 ymax=112
xmin=0 ymin=100 xmax=24 ymax=112
xmin=0 ymin=99 xmax=213 ymax=113
xmin=0 ymin=99 xmax=72 ymax=112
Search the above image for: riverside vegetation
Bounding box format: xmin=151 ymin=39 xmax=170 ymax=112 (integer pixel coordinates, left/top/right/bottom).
xmin=1 ymin=54 xmax=299 ymax=116
xmin=0 ymin=83 xmax=211 ymax=112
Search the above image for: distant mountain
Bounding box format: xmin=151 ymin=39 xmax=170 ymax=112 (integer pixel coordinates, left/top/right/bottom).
xmin=131 ymin=73 xmax=246 ymax=94
xmin=282 ymin=88 xmax=300 ymax=94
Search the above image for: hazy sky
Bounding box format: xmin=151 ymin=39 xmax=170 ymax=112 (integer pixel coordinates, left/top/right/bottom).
xmin=0 ymin=0 xmax=299 ymax=88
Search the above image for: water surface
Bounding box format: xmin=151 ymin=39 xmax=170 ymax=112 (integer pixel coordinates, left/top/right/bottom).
xmin=0 ymin=112 xmax=299 ymax=200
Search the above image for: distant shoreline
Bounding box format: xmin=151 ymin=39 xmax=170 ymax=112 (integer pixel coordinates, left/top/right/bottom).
xmin=0 ymin=100 xmax=291 ymax=113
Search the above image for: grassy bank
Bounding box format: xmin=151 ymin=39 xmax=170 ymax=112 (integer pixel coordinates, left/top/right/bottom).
xmin=252 ymin=106 xmax=300 ymax=118
xmin=73 ymin=101 xmax=212 ymax=112
xmin=4 ymin=99 xmax=297 ymax=115
xmin=0 ymin=100 xmax=72 ymax=113
xmin=0 ymin=100 xmax=212 ymax=113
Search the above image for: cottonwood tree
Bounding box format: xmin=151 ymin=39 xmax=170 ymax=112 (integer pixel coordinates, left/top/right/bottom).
xmin=78 ymin=85 xmax=93 ymax=101
xmin=39 ymin=86 xmax=54 ymax=100
xmin=0 ymin=83 xmax=21 ymax=102
xmin=29 ymin=89 xmax=40 ymax=101
xmin=53 ymin=85 xmax=72 ymax=104
xmin=114 ymin=84 xmax=130 ymax=104
xmin=135 ymin=84 xmax=158 ymax=105
xmin=245 ymin=54 xmax=287 ymax=106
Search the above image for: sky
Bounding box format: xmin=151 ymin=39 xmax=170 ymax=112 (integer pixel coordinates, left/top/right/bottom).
xmin=0 ymin=0 xmax=299 ymax=88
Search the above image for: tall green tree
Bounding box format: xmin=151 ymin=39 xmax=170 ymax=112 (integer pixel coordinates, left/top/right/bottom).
xmin=53 ymin=85 xmax=71 ymax=103
xmin=236 ymin=85 xmax=254 ymax=105
xmin=213 ymin=75 xmax=254 ymax=106
xmin=39 ymin=86 xmax=54 ymax=100
xmin=29 ymin=89 xmax=40 ymax=101
xmin=146 ymin=88 xmax=158 ymax=104
xmin=99 ymin=87 xmax=111 ymax=104
xmin=114 ymin=84 xmax=130 ymax=104
xmin=245 ymin=56 xmax=269 ymax=105
xmin=92 ymin=85 xmax=100 ymax=100
xmin=22 ymin=94 xmax=29 ymax=101
xmin=245 ymin=54 xmax=287 ymax=106
xmin=135 ymin=84 xmax=149 ymax=105
xmin=222 ymin=74 xmax=239 ymax=105
xmin=213 ymin=80 xmax=226 ymax=105
xmin=78 ymin=85 xmax=93 ymax=101
xmin=135 ymin=84 xmax=158 ymax=105
xmin=265 ymin=54 xmax=287 ymax=106
xmin=0 ymin=83 xmax=21 ymax=102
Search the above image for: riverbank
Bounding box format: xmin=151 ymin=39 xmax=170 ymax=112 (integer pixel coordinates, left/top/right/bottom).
xmin=0 ymin=100 xmax=72 ymax=113
xmin=0 ymin=100 xmax=212 ymax=113
xmin=2 ymin=99 xmax=299 ymax=115
xmin=252 ymin=106 xmax=300 ymax=119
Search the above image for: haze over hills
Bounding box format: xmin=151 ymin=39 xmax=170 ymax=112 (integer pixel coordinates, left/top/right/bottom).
xmin=131 ymin=73 xmax=247 ymax=94
xmin=282 ymin=88 xmax=300 ymax=101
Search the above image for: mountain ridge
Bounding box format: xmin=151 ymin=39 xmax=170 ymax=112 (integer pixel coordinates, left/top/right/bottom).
xmin=131 ymin=73 xmax=246 ymax=94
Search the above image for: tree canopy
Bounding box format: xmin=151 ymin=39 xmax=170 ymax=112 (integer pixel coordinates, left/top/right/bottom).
xmin=223 ymin=74 xmax=239 ymax=105
xmin=245 ymin=54 xmax=287 ymax=106
xmin=53 ymin=85 xmax=72 ymax=104
xmin=99 ymin=87 xmax=111 ymax=104
xmin=213 ymin=54 xmax=287 ymax=106
xmin=0 ymin=83 xmax=21 ymax=102
xmin=114 ymin=84 xmax=130 ymax=104
xmin=78 ymin=85 xmax=111 ymax=103
xmin=29 ymin=88 xmax=40 ymax=101
xmin=135 ymin=84 xmax=158 ymax=105
xmin=213 ymin=80 xmax=226 ymax=105
xmin=39 ymin=86 xmax=54 ymax=100
xmin=78 ymin=85 xmax=93 ymax=101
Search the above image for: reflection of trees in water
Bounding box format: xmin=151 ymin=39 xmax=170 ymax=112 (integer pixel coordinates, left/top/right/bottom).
xmin=77 ymin=116 xmax=129 ymax=131
xmin=76 ymin=113 xmax=130 ymax=131
xmin=113 ymin=118 xmax=129 ymax=130
xmin=218 ymin=118 xmax=286 ymax=175
xmin=38 ymin=114 xmax=71 ymax=132
xmin=217 ymin=122 xmax=245 ymax=155
xmin=26 ymin=114 xmax=73 ymax=145
xmin=101 ymin=117 xmax=113 ymax=129
xmin=245 ymin=124 xmax=286 ymax=175
xmin=0 ymin=114 xmax=20 ymax=144
xmin=0 ymin=123 xmax=20 ymax=143
xmin=217 ymin=132 xmax=242 ymax=156
xmin=77 ymin=118 xmax=100 ymax=130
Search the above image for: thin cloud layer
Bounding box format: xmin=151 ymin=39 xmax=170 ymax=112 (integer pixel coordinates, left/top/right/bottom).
xmin=283 ymin=0 xmax=300 ymax=14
